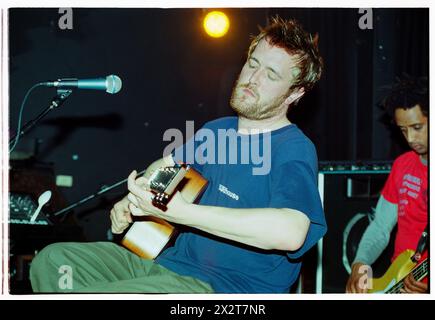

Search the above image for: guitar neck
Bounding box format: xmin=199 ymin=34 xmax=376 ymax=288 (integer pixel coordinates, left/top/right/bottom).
xmin=386 ymin=259 xmax=428 ymax=293
xmin=411 ymin=259 xmax=428 ymax=282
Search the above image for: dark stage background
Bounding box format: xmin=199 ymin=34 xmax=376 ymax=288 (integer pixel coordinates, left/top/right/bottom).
xmin=8 ymin=8 xmax=428 ymax=292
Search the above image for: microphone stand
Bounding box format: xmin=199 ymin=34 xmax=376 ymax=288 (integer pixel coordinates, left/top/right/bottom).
xmin=51 ymin=168 xmax=148 ymax=218
xmin=9 ymin=88 xmax=73 ymax=148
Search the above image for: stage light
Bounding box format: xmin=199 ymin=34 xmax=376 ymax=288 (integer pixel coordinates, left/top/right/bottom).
xmin=203 ymin=11 xmax=230 ymax=38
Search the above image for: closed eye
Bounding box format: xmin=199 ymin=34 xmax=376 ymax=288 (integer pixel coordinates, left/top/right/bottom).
xmin=267 ymin=69 xmax=280 ymax=81
xmin=248 ymin=58 xmax=259 ymax=68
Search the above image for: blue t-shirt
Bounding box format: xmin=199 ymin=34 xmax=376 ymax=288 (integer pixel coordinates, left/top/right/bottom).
xmin=156 ymin=116 xmax=327 ymax=293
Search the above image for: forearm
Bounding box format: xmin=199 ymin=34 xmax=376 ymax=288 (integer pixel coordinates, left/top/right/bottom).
xmin=353 ymin=196 xmax=398 ymax=265
xmin=175 ymin=204 xmax=310 ymax=251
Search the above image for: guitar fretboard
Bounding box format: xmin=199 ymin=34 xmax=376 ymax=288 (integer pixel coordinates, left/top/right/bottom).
xmin=386 ymin=259 xmax=428 ymax=293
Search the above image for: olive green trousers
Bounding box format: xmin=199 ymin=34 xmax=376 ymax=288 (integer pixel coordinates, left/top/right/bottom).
xmin=29 ymin=241 xmax=214 ymax=293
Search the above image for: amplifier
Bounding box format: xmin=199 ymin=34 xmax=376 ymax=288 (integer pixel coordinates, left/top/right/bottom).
xmin=9 ymin=193 xmax=50 ymax=225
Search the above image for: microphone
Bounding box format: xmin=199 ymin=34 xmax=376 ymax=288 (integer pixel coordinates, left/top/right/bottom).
xmin=42 ymin=74 xmax=122 ymax=94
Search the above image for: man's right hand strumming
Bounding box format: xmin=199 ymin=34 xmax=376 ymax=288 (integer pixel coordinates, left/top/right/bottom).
xmin=110 ymin=196 xmax=133 ymax=234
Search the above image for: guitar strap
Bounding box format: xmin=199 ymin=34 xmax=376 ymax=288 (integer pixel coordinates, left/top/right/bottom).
xmin=412 ymin=224 xmax=428 ymax=262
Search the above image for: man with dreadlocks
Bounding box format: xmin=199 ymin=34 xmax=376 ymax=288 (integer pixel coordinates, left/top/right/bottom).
xmin=346 ymin=75 xmax=428 ymax=293
xmin=30 ymin=17 xmax=327 ymax=293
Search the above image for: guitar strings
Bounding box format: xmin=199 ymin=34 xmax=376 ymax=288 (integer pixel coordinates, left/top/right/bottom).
xmin=388 ymin=260 xmax=427 ymax=294
xmin=386 ymin=260 xmax=428 ymax=293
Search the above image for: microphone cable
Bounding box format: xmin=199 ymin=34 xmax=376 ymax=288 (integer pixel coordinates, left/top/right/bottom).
xmin=9 ymin=82 xmax=45 ymax=153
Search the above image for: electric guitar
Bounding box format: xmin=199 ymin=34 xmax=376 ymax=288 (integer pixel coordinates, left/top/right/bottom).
xmin=121 ymin=164 xmax=208 ymax=260
xmin=368 ymin=249 xmax=428 ymax=293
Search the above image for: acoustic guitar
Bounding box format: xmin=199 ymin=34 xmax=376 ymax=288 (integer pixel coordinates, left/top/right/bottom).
xmin=121 ymin=164 xmax=208 ymax=260
xmin=369 ymin=249 xmax=428 ymax=293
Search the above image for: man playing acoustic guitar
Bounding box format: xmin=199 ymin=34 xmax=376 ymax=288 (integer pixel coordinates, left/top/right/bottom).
xmin=30 ymin=17 xmax=327 ymax=293
xmin=346 ymin=75 xmax=428 ymax=294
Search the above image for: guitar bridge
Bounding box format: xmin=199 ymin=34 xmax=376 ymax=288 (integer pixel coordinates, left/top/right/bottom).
xmin=152 ymin=192 xmax=170 ymax=209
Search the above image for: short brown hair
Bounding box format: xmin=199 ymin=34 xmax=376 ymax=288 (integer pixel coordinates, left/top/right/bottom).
xmin=248 ymin=16 xmax=323 ymax=92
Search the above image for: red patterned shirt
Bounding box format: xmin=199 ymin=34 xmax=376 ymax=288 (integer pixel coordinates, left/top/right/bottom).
xmin=381 ymin=151 xmax=427 ymax=263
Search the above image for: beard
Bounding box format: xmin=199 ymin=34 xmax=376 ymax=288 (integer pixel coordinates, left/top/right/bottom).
xmin=229 ymin=81 xmax=288 ymax=120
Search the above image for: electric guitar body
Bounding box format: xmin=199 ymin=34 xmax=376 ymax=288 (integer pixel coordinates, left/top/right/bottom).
xmin=121 ymin=164 xmax=208 ymax=260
